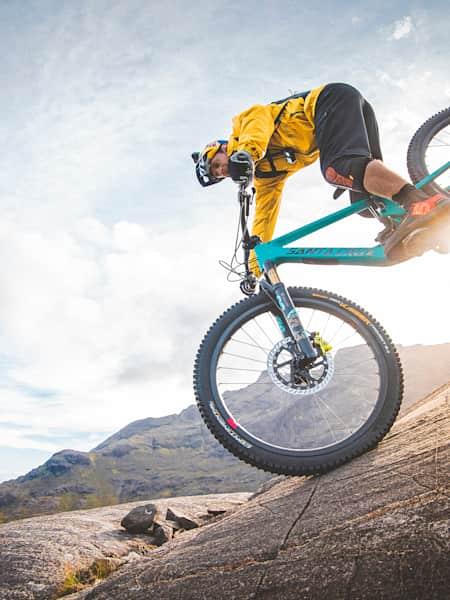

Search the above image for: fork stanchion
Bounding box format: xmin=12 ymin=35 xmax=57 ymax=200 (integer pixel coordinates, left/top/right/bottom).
xmin=262 ymin=261 xmax=316 ymax=361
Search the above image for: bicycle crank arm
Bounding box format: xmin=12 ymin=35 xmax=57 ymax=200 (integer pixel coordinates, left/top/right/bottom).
xmin=261 ymin=263 xmax=316 ymax=360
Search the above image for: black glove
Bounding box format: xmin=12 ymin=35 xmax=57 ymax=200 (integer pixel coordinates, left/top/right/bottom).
xmin=229 ymin=151 xmax=254 ymax=185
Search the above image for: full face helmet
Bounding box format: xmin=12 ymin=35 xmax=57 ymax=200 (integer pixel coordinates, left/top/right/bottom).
xmin=192 ymin=140 xmax=228 ymax=187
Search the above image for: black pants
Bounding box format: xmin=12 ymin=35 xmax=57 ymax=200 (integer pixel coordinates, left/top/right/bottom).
xmin=314 ymin=83 xmax=383 ymax=198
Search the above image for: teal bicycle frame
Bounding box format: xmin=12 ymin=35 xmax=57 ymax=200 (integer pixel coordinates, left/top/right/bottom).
xmin=254 ymin=161 xmax=450 ymax=272
xmin=250 ymin=161 xmax=449 ymax=359
xmin=255 ymin=198 xmax=401 ymax=269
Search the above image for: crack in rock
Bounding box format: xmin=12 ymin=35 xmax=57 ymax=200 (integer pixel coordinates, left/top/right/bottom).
xmin=280 ymin=478 xmax=320 ymax=551
xmin=249 ymin=478 xmax=320 ymax=600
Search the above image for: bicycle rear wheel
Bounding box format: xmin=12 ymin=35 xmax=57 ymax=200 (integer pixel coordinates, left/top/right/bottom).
xmin=194 ymin=287 xmax=403 ymax=475
xmin=407 ymin=107 xmax=450 ymax=197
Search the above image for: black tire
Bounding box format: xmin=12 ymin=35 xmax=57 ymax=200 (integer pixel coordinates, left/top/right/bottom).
xmin=407 ymin=107 xmax=450 ymax=197
xmin=194 ymin=287 xmax=403 ymax=475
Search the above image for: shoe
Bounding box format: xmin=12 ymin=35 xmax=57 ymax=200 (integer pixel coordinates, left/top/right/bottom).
xmin=383 ymin=194 xmax=450 ymax=260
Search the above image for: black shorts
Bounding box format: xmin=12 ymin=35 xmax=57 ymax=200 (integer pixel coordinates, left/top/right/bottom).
xmin=314 ymin=83 xmax=383 ymax=193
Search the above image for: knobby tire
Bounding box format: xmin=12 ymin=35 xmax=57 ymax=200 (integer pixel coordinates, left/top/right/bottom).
xmin=407 ymin=107 xmax=450 ymax=197
xmin=194 ymin=288 xmax=403 ymax=475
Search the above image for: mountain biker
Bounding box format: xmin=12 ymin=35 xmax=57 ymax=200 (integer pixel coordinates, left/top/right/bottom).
xmin=192 ymin=83 xmax=450 ymax=272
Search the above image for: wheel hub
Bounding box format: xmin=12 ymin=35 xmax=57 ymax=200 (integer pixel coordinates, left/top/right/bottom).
xmin=267 ymin=336 xmax=334 ymax=395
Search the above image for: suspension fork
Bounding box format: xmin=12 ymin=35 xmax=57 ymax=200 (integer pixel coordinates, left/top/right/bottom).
xmin=260 ymin=261 xmax=316 ymax=360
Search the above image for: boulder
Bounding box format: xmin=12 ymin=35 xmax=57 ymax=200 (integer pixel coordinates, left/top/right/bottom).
xmin=121 ymin=504 xmax=157 ymax=534
xmin=165 ymin=507 xmax=203 ymax=530
xmin=152 ymin=521 xmax=174 ymax=546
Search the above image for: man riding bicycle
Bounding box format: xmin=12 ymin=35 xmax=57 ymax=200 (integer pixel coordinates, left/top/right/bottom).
xmin=192 ymin=83 xmax=450 ymax=271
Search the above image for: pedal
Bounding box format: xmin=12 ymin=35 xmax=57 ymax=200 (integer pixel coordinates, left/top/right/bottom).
xmin=375 ymin=224 xmax=396 ymax=244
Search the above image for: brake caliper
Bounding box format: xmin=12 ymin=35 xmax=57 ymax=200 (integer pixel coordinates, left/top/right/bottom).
xmin=313 ymin=332 xmax=333 ymax=355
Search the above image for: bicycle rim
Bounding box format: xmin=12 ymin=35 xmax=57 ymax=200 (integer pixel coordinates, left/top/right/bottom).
xmin=210 ymin=295 xmax=389 ymax=455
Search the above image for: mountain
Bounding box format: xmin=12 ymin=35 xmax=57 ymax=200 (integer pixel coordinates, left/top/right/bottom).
xmin=0 ymin=343 xmax=449 ymax=523
xmin=0 ymin=406 xmax=269 ymax=524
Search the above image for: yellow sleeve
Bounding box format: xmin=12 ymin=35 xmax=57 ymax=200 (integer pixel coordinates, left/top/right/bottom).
xmin=232 ymin=105 xmax=276 ymax=162
xmin=249 ymin=176 xmax=287 ymax=276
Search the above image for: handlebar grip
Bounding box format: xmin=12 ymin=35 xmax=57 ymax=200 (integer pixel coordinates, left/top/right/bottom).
xmin=229 ymin=151 xmax=254 ymax=185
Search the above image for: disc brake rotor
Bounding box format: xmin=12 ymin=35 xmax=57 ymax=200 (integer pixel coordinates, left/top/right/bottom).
xmin=267 ymin=336 xmax=334 ymax=396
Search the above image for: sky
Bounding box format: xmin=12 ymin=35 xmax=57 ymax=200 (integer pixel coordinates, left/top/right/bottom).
xmin=0 ymin=0 xmax=449 ymax=482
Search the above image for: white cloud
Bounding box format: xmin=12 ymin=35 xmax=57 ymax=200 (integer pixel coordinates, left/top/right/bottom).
xmin=0 ymin=3 xmax=205 ymax=230
xmin=0 ymin=209 xmax=239 ymax=451
xmin=389 ymin=16 xmax=413 ymax=40
xmin=0 ymin=0 xmax=449 ymax=479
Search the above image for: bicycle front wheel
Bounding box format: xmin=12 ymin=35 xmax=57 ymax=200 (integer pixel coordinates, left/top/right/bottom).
xmin=407 ymin=107 xmax=450 ymax=197
xmin=194 ymin=287 xmax=403 ymax=475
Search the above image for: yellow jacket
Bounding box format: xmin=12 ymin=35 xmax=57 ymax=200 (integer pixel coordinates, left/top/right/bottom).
xmin=227 ymin=85 xmax=325 ymax=274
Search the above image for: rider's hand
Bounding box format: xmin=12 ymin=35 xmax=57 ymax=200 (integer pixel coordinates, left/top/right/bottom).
xmin=229 ymin=151 xmax=254 ymax=186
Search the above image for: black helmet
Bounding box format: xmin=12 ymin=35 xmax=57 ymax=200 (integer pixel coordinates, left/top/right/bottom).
xmin=192 ymin=140 xmax=227 ymax=187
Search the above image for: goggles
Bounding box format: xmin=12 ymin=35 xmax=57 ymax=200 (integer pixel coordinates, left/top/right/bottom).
xmin=192 ymin=139 xmax=228 ymax=187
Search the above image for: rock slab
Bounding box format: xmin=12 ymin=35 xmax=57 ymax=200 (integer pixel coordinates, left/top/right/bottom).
xmin=68 ymin=384 xmax=450 ymax=600
xmin=0 ymin=493 xmax=250 ymax=599
xmin=1 ymin=385 xmax=449 ymax=600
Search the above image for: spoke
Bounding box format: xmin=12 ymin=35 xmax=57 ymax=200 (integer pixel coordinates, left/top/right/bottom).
xmin=326 ymin=320 xmax=346 ymax=344
xmin=315 ymin=395 xmax=352 ymax=431
xmin=425 ymin=126 xmax=450 ymax=189
xmin=241 ymin=325 xmax=272 ymax=356
xmin=312 ymin=409 xmax=320 ymax=444
xmin=431 ymin=131 xmax=450 ymax=143
xmin=332 ymin=329 xmax=359 ymax=348
xmin=217 ymin=366 xmax=265 ymax=372
xmin=218 ymin=381 xmax=269 ymax=386
xmin=254 ymin=315 xmax=278 ymax=347
xmin=428 ymin=134 xmax=450 ymax=146
xmin=221 ymin=351 xmax=266 ymax=364
xmin=231 ymin=338 xmax=272 ymax=353
xmin=353 ymin=390 xmax=382 ymax=406
xmin=334 ymin=357 xmax=376 ymax=372
xmin=269 ymin=312 xmax=283 ymax=335
xmin=306 ymin=309 xmax=315 ymax=330
xmin=314 ymin=396 xmax=338 ymax=442
xmin=319 ymin=312 xmax=332 ymax=339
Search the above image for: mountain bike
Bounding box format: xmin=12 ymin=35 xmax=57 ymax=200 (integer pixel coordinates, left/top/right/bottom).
xmin=194 ymin=108 xmax=450 ymax=475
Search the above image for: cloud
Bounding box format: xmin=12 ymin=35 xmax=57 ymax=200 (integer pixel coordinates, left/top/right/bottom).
xmin=0 ymin=208 xmax=239 ymax=450
xmin=1 ymin=0 xmax=449 ymax=480
xmin=0 ymin=1 xmax=206 ymax=230
xmin=389 ymin=16 xmax=413 ymax=40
